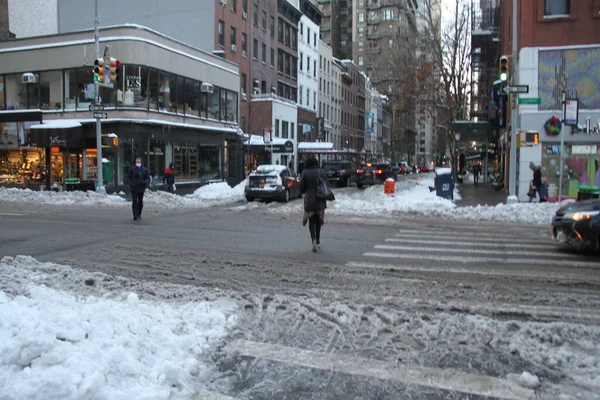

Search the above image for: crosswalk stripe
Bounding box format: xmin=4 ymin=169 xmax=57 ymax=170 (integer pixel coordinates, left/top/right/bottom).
xmin=194 ymin=391 xmax=237 ymax=400
xmin=394 ymin=233 xmax=551 ymax=245
xmin=227 ymin=340 xmax=533 ymax=400
xmin=385 ymin=237 xmax=556 ymax=250
xmin=345 ymin=261 xmax=600 ymax=282
xmin=362 ymin=251 xmax=598 ymax=268
xmin=374 ymin=244 xmax=577 ymax=258
xmin=394 ymin=229 xmax=547 ymax=240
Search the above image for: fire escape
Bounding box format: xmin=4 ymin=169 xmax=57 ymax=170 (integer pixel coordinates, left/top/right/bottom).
xmin=470 ymin=0 xmax=500 ymax=122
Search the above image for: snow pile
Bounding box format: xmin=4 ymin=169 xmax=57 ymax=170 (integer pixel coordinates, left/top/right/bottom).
xmin=270 ymin=177 xmax=561 ymax=225
xmin=0 ymin=256 xmax=237 ymax=400
xmin=518 ymin=371 xmax=541 ymax=389
xmin=0 ymin=187 xmax=127 ymax=206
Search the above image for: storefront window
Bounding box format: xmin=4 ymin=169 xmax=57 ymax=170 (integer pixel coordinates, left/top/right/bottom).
xmin=207 ymin=86 xmax=220 ymax=120
xmin=4 ymin=73 xmax=39 ymax=110
xmin=226 ymin=90 xmax=238 ymax=123
xmin=64 ymin=69 xmax=78 ymax=110
xmin=220 ymin=89 xmax=227 ymax=121
xmin=148 ymin=140 xmax=166 ymax=181
xmin=199 ymin=145 xmax=221 ymax=180
xmin=158 ymin=72 xmax=176 ymax=113
xmin=173 ymin=142 xmax=199 ymax=181
xmin=0 ymin=148 xmax=46 ymax=186
xmin=184 ymin=78 xmax=201 ymax=117
xmin=75 ymin=68 xmax=95 ymax=111
xmin=176 ymin=76 xmax=185 ymax=114
xmin=39 ymin=70 xmax=63 ymax=111
xmin=122 ymin=65 xmax=148 ymax=109
xmin=148 ymin=69 xmax=159 ymax=111
xmin=0 ymin=75 xmax=5 ymax=110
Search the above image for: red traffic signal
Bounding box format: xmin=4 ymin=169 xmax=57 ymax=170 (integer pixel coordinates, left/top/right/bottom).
xmin=108 ymin=57 xmax=121 ymax=84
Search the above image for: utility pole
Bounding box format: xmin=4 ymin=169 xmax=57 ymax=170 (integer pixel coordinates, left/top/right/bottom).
xmin=507 ymin=0 xmax=518 ymax=203
xmin=558 ymin=91 xmax=567 ymax=202
xmin=94 ymin=0 xmax=104 ymax=193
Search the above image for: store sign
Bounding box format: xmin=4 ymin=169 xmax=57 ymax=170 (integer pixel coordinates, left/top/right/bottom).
xmin=49 ymin=136 xmax=67 ymax=146
xmin=564 ymin=99 xmax=579 ymax=126
xmin=572 ymin=145 xmax=597 ymax=155
xmin=284 ymin=140 xmax=293 ymax=153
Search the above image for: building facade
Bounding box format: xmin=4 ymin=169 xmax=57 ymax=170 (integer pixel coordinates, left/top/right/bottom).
xmin=7 ymin=0 xmax=57 ymax=38
xmin=318 ymin=40 xmax=334 ymax=144
xmin=337 ymin=59 xmax=365 ymax=151
xmin=499 ymin=0 xmax=600 ymax=201
xmin=316 ymin=0 xmax=341 ymax=59
xmin=330 ymin=57 xmax=343 ymax=149
xmin=0 ymin=26 xmax=243 ymax=190
xmin=297 ymin=0 xmax=320 ymax=144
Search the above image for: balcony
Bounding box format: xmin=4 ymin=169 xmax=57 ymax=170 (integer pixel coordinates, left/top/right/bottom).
xmin=367 ymin=33 xmax=380 ymax=40
xmin=367 ymin=47 xmax=381 ymax=54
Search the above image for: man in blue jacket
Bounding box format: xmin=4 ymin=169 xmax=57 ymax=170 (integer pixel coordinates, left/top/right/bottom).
xmin=128 ymin=157 xmax=150 ymax=220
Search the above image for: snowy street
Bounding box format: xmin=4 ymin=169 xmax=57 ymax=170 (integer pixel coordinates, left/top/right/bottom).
xmin=1 ymin=180 xmax=599 ymax=399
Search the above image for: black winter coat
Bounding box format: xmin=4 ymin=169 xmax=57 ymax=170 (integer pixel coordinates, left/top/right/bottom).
xmin=128 ymin=166 xmax=150 ymax=192
xmin=300 ymin=165 xmax=327 ymax=212
xmin=532 ymin=169 xmax=542 ymax=187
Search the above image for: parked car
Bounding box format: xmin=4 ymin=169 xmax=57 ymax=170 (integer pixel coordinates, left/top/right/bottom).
xmin=322 ymin=160 xmax=356 ymax=187
xmin=245 ymin=165 xmax=301 ymax=202
xmin=392 ymin=161 xmax=411 ymax=175
xmin=418 ymin=165 xmax=430 ymax=173
xmin=551 ymin=198 xmax=600 ymax=251
xmin=356 ymin=163 xmax=397 ymax=189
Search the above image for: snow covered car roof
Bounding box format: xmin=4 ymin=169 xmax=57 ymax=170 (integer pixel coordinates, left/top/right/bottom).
xmin=250 ymin=165 xmax=288 ymax=175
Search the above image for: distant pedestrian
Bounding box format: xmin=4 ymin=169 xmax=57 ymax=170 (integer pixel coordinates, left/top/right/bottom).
xmin=528 ymin=165 xmax=543 ymax=202
xmin=163 ymin=162 xmax=176 ymax=193
xmin=300 ymin=156 xmax=327 ymax=252
xmin=472 ymin=163 xmax=481 ymax=186
xmin=128 ymin=157 xmax=150 ymax=221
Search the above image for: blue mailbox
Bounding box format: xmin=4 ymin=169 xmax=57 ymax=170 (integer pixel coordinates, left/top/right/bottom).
xmin=435 ymin=167 xmax=454 ymax=200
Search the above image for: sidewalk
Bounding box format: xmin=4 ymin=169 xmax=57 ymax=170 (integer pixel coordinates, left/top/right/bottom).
xmin=456 ymin=175 xmax=507 ymax=207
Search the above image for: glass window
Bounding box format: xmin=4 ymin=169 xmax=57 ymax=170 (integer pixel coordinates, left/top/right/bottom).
xmin=207 ymin=86 xmax=220 ymax=120
xmin=157 ymin=71 xmax=176 ymax=113
xmin=242 ymin=33 xmax=247 ymax=54
xmin=270 ymin=16 xmax=275 ymax=37
xmin=231 ymin=0 xmax=236 ymax=12
xmin=262 ymin=10 xmax=266 ymax=29
xmin=270 ymin=48 xmax=275 ymax=67
xmin=291 ymin=122 xmax=294 ymax=139
xmin=292 ymin=58 xmax=297 ymax=79
xmin=253 ymin=4 xmax=258 ymax=26
xmin=299 ymin=52 xmax=303 ymax=70
xmin=176 ymin=76 xmax=185 ymax=114
xmin=122 ymin=65 xmax=149 ymax=109
xmin=285 ymin=24 xmax=290 ymax=47
xmin=173 ymin=142 xmax=198 ymax=181
xmin=285 ymin=54 xmax=290 ymax=75
xmin=278 ymin=19 xmax=284 ymax=42
xmin=307 ymin=28 xmax=311 ymax=45
xmin=226 ymin=90 xmax=238 ymax=123
xmin=299 ymin=86 xmax=303 ymax=104
xmin=220 ymin=88 xmax=227 ymax=121
xmin=359 ymin=12 xmax=364 ymax=22
xmin=0 ymin=76 xmax=4 ymax=110
xmin=253 ymin=39 xmax=258 ymax=59
xmin=275 ymin=119 xmax=280 ymax=137
xmin=4 ymin=73 xmax=39 ymax=110
xmin=64 ymin=69 xmax=77 ymax=110
xmin=218 ymin=20 xmax=224 ymax=46
xmin=148 ymin=69 xmax=160 ymax=111
xmin=241 ymin=73 xmax=247 ymax=95
xmin=313 ymin=60 xmax=316 ymax=77
xmin=231 ymin=26 xmax=237 ymax=47
xmin=184 ymin=78 xmax=201 ymax=117
xmin=262 ymin=43 xmax=267 ymax=63
xmin=278 ymin=50 xmax=284 ymax=73
xmin=544 ymin=0 xmax=569 ymax=15
xmin=292 ymin=29 xmax=297 ymax=50
xmin=242 ymin=0 xmax=247 ymax=13
xmin=38 ymin=70 xmax=63 ymax=110
xmin=199 ymin=145 xmax=221 ymax=180
xmin=282 ymin=121 xmax=288 ymax=138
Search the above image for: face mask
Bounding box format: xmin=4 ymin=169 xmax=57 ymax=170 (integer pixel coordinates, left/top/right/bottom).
xmin=136 ymin=163 xmax=141 ymax=167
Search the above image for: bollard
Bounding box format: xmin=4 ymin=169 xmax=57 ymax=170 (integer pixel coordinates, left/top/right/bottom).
xmin=384 ymin=178 xmax=395 ymax=197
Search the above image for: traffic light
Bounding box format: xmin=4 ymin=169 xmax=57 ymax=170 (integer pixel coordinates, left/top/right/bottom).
xmin=108 ymin=57 xmax=121 ymax=84
xmin=94 ymin=58 xmax=106 ymax=83
xmin=525 ymin=131 xmax=539 ymax=144
xmin=499 ymin=55 xmax=509 ymax=82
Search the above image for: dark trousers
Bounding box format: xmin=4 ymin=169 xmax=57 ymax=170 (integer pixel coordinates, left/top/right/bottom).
xmin=132 ymin=191 xmax=145 ymax=217
xmin=308 ymin=214 xmax=322 ymax=243
xmin=166 ymin=184 xmax=174 ymax=193
xmin=473 ymin=173 xmax=479 ymax=185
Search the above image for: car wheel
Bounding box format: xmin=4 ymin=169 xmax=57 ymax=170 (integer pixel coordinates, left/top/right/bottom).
xmin=346 ymin=177 xmax=351 ymax=187
xmin=283 ymin=189 xmax=290 ymax=202
xmin=357 ymin=183 xmax=364 ymax=189
xmin=246 ymin=196 xmax=254 ymax=202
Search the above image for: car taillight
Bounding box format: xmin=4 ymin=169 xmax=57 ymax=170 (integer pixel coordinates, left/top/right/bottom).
xmin=339 ymin=170 xmax=346 ymax=175
xmin=287 ymin=180 xmax=294 ymax=187
xmin=376 ymin=169 xmax=383 ymax=174
xmin=357 ymin=169 xmax=362 ymax=174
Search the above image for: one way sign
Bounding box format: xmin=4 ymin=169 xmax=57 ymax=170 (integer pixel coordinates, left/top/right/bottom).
xmin=93 ymin=112 xmax=108 ymax=119
xmin=503 ymin=85 xmax=529 ymax=94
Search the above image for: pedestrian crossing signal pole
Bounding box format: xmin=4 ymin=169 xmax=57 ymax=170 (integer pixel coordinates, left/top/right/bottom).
xmin=94 ymin=0 xmax=104 ymax=192
xmin=507 ymin=0 xmax=519 ymax=204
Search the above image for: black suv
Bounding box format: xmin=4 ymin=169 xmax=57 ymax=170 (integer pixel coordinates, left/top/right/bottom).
xmin=322 ymin=161 xmax=356 ymax=187
xmin=356 ymin=163 xmax=397 ymax=189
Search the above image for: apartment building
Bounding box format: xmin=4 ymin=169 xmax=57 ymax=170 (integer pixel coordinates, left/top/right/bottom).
xmin=336 ymin=59 xmax=365 ymax=151
xmin=318 ymin=41 xmax=335 ymax=144
xmin=498 ymin=0 xmax=600 ymax=201
xmin=297 ymin=0 xmax=320 ymax=142
xmin=316 ymin=0 xmax=352 ymax=59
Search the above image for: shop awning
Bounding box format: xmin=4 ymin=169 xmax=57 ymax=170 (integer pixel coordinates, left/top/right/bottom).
xmin=298 ymin=142 xmax=334 ymax=152
xmin=29 ymin=119 xmax=83 ymax=147
xmin=0 ymin=109 xmax=43 ymax=123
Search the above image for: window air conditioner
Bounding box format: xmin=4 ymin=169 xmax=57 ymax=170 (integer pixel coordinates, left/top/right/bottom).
xmin=242 ymin=12 xmax=248 ymax=19
xmin=231 ymin=44 xmax=237 ymax=52
xmin=201 ymin=82 xmax=214 ymax=93
xmin=253 ymin=88 xmax=261 ymax=94
xmin=220 ymin=0 xmax=227 ymax=6
xmin=22 ymin=73 xmax=37 ymax=84
xmin=242 ymin=92 xmax=247 ymax=100
xmin=242 ymin=50 xmax=247 ymax=57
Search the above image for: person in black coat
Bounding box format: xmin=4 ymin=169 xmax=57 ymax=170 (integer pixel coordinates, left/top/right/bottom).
xmin=529 ymin=165 xmax=544 ymax=202
xmin=128 ymin=157 xmax=151 ymax=220
xmin=300 ymin=156 xmax=327 ymax=252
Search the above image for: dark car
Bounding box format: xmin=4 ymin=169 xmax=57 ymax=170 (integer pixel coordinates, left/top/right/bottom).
xmin=391 ymin=161 xmax=411 ymax=175
xmin=245 ymin=165 xmax=301 ymax=202
xmin=551 ymin=199 xmax=600 ymax=251
xmin=322 ymin=161 xmax=356 ymax=187
xmin=356 ymin=163 xmax=397 ymax=189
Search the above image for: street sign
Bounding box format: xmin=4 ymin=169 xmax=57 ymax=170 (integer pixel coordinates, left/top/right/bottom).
xmin=89 ymin=104 xmax=105 ymax=111
xmin=503 ymin=85 xmax=529 ymax=94
xmin=564 ymin=99 xmax=579 ymax=126
xmin=518 ymin=97 xmax=541 ymax=105
xmin=93 ymin=112 xmax=108 ymax=119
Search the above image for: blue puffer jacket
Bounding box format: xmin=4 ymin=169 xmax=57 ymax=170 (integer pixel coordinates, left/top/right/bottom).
xmin=128 ymin=165 xmax=150 ymax=193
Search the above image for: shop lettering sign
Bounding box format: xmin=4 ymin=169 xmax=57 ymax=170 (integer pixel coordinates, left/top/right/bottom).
xmin=50 ymin=136 xmax=67 ymax=146
xmin=126 ymin=76 xmax=142 ymax=89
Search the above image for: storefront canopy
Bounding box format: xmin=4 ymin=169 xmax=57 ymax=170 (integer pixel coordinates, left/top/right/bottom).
xmin=298 ymin=142 xmax=334 ymax=153
xmin=0 ymin=109 xmax=43 ymax=123
xmin=244 ymin=135 xmax=294 ymax=153
xmin=29 ymin=119 xmax=83 ymax=147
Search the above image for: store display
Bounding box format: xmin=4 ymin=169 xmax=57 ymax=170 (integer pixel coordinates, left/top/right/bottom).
xmin=0 ymin=149 xmax=45 ymax=185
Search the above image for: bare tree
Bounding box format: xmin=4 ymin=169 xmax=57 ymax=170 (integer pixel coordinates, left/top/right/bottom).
xmin=418 ymin=0 xmax=472 ymax=167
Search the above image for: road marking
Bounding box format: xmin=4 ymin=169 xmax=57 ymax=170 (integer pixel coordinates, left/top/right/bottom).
xmin=375 ymin=244 xmax=577 ymax=258
xmin=227 ymin=340 xmax=533 ymax=400
xmin=385 ymin=237 xmax=556 ymax=250
xmin=0 ymin=213 xmax=24 ymax=216
xmin=362 ymin=251 xmax=598 ymax=268
xmin=394 ymin=230 xmax=547 ymax=241
xmin=345 ymin=261 xmax=600 ymax=282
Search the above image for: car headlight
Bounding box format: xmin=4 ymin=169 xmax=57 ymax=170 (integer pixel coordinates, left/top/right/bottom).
xmin=565 ymin=211 xmax=600 ymax=221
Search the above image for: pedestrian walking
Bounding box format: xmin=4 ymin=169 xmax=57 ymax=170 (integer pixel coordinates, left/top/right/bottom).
xmin=128 ymin=157 xmax=150 ymax=221
xmin=163 ymin=162 xmax=176 ymax=193
xmin=528 ymin=164 xmax=543 ymax=203
xmin=472 ymin=163 xmax=480 ymax=186
xmin=300 ymin=156 xmax=327 ymax=252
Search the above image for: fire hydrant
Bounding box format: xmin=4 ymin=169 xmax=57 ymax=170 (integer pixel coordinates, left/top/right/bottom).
xmin=384 ymin=178 xmax=395 ymax=196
